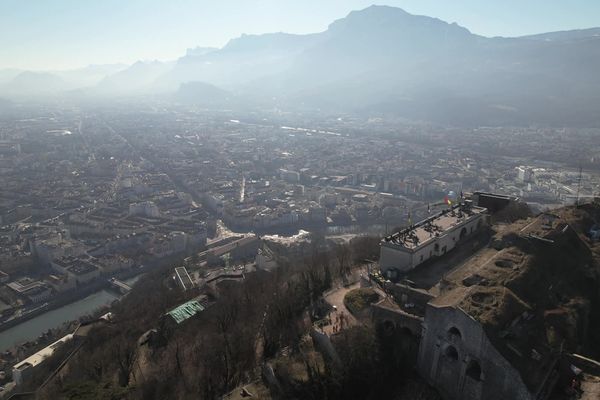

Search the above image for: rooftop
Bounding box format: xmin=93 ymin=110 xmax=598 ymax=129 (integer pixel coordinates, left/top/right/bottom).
xmin=174 ymin=266 xmax=194 ymax=291
xmin=165 ymin=300 xmax=204 ymax=325
xmin=67 ymin=260 xmax=99 ymax=275
xmin=7 ymin=278 xmax=48 ymax=294
xmin=13 ymin=334 xmax=73 ymax=370
xmin=382 ymin=203 xmax=486 ymax=251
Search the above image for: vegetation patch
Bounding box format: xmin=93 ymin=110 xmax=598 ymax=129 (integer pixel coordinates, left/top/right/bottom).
xmin=344 ymin=288 xmax=380 ymax=315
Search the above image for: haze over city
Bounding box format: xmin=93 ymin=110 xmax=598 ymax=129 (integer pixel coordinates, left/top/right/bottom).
xmin=0 ymin=2 xmax=599 ymax=400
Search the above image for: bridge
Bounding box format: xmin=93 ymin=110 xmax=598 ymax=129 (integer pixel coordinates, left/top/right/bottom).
xmin=108 ymin=278 xmax=132 ymax=294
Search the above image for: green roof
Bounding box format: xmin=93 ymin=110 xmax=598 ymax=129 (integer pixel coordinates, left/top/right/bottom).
xmin=166 ymin=300 xmax=204 ymax=324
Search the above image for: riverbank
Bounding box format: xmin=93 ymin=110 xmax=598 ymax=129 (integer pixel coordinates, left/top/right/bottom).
xmin=0 ymin=279 xmax=111 ymax=334
xmin=0 ymin=290 xmax=119 ymax=353
xmin=0 ymin=249 xmax=191 ymax=353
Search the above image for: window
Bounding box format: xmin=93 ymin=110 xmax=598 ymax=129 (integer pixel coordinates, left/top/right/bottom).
xmin=445 ymin=345 xmax=458 ymax=361
xmin=466 ymin=360 xmax=483 ymax=381
xmin=447 ymin=326 xmax=462 ymax=340
xmin=381 ymin=320 xmax=395 ymax=336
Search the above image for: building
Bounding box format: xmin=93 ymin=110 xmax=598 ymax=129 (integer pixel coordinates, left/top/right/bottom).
xmin=471 ymin=192 xmax=516 ymax=213
xmin=204 ymin=193 xmax=224 ymax=216
xmin=128 ymin=201 xmax=160 ymax=218
xmin=30 ymin=231 xmax=85 ymax=266
xmin=206 ymin=235 xmax=261 ymax=266
xmin=379 ymin=203 xmax=487 ymax=279
xmin=7 ymin=278 xmax=52 ymax=303
xmin=45 ymin=273 xmax=76 ymax=292
xmin=162 ymin=299 xmax=205 ymax=331
xmin=174 ymin=266 xmax=194 ymax=291
xmin=516 ymin=166 xmax=534 ymax=183
xmin=279 ymin=169 xmax=300 ymax=183
xmin=417 ymin=287 xmax=537 ymax=400
xmin=12 ymin=334 xmax=74 ymax=385
xmin=255 ymin=246 xmax=278 ymax=272
xmin=149 ymin=231 xmax=188 ymax=258
xmin=51 ymin=257 xmax=101 ymax=284
xmin=96 ymin=254 xmax=135 ymax=274
xmin=373 ymin=205 xmax=600 ymax=400
xmin=66 ymin=260 xmax=101 ymax=284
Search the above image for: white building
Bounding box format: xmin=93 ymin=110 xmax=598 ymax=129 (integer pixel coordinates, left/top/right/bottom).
xmin=13 ymin=334 xmax=73 ymax=385
xmin=516 ymin=166 xmax=534 ymax=183
xmin=379 ymin=203 xmax=487 ymax=279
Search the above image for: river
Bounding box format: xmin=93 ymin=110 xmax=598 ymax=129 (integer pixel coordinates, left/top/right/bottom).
xmin=0 ymin=275 xmax=142 ymax=352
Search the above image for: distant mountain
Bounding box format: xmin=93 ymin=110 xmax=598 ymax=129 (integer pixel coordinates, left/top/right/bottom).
xmin=522 ymin=27 xmax=600 ymax=42
xmin=259 ymin=5 xmax=482 ymax=96
xmin=55 ymin=64 xmax=127 ymax=87
xmin=2 ymin=71 xmax=69 ymax=96
xmin=0 ymin=69 xmax=23 ymax=86
xmin=174 ymin=81 xmax=231 ymax=105
xmin=151 ymin=5 xmax=600 ymax=125
xmin=184 ymin=46 xmax=218 ymax=57
xmin=2 ymin=5 xmax=600 ymax=125
xmin=0 ymin=64 xmax=126 ymax=97
xmin=154 ymin=32 xmax=321 ymax=91
xmin=247 ymin=5 xmax=600 ymax=126
xmin=95 ymin=60 xmax=173 ymax=95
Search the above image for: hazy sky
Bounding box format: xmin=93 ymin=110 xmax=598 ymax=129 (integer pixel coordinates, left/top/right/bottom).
xmin=1 ymin=0 xmax=599 ymax=70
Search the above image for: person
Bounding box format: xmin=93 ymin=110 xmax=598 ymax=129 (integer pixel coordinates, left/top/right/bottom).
xmin=570 ymin=377 xmax=582 ymax=398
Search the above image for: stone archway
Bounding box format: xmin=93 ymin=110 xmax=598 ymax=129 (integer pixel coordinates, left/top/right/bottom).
xmin=447 ymin=326 xmax=462 ymax=340
xmin=466 ymin=360 xmax=483 ymax=381
xmin=381 ymin=320 xmax=396 ymax=336
xmin=445 ymin=345 xmax=459 ymax=361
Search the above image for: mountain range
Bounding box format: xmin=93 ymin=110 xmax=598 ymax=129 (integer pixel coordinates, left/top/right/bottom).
xmin=2 ymin=5 xmax=600 ymax=126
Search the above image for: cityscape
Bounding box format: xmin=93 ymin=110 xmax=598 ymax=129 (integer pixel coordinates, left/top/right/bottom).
xmin=0 ymin=2 xmax=600 ymax=400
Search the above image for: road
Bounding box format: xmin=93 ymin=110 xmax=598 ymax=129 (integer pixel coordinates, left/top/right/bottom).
xmin=322 ymin=282 xmax=359 ymax=335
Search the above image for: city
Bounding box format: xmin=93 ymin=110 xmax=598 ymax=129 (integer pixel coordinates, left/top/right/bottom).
xmin=1 ymin=2 xmax=600 ymax=400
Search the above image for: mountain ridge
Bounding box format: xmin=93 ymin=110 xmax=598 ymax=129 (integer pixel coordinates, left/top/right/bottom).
xmin=3 ymin=5 xmax=600 ymax=125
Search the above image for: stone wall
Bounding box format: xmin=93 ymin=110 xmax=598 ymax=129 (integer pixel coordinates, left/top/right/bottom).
xmin=386 ymin=283 xmax=435 ymax=317
xmin=417 ymin=305 xmax=533 ymax=400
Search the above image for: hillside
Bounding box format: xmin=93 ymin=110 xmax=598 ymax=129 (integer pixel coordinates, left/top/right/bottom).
xmin=26 ymin=204 xmax=600 ymax=399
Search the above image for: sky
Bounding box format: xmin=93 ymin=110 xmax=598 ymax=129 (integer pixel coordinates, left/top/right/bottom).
xmin=1 ymin=0 xmax=599 ymax=71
